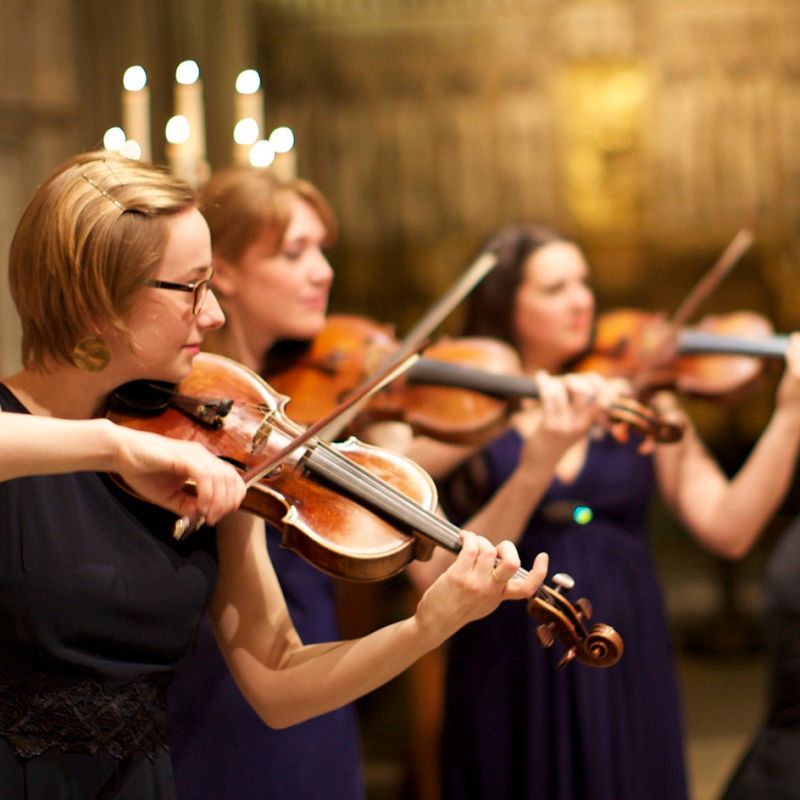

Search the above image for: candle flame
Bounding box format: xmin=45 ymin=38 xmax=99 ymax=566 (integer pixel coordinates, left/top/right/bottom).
xmin=175 ymin=60 xmax=200 ymax=85
xmin=103 ymin=127 xmax=127 ymax=152
xmin=236 ymin=70 xmax=261 ymax=94
xmin=166 ymin=115 xmax=191 ymax=144
xmin=119 ymin=140 xmax=142 ymax=160
xmin=250 ymin=140 xmax=275 ymax=168
xmin=234 ymin=118 xmax=260 ymax=145
xmin=123 ymin=65 xmax=147 ymax=92
xmin=269 ymin=126 xmax=295 ymax=153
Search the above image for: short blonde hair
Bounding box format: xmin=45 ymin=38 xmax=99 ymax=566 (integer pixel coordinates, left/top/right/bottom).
xmin=9 ymin=151 xmax=196 ymax=369
xmin=198 ymin=167 xmax=337 ymax=263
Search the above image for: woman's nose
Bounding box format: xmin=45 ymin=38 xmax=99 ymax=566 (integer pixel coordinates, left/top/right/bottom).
xmin=199 ymin=287 xmax=226 ymax=330
xmin=572 ymin=283 xmax=594 ymax=309
xmin=310 ymin=250 xmax=334 ymax=286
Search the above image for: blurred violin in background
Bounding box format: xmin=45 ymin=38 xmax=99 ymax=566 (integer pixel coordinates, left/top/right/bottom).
xmin=576 ymin=308 xmax=789 ymax=401
xmin=268 ymin=314 xmax=684 ymax=448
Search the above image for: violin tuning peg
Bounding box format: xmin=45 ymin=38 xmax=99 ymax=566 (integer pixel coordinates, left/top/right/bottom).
xmin=536 ymin=624 xmax=556 ymax=649
xmin=551 ymin=573 xmax=575 ymax=593
xmin=557 ymin=648 xmax=577 ymax=669
xmin=575 ymin=597 xmax=593 ymax=621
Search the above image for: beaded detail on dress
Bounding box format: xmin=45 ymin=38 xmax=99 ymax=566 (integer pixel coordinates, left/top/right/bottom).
xmin=0 ymin=660 xmax=168 ymax=760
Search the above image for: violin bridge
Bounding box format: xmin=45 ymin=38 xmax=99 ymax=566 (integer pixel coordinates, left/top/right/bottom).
xmin=250 ymin=410 xmax=275 ymax=454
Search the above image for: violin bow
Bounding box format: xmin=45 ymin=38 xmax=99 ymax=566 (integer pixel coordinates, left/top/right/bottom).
xmin=633 ymin=227 xmax=754 ymax=391
xmin=320 ymin=250 xmax=499 ymax=441
xmin=669 ymin=227 xmax=754 ymax=330
xmin=172 ymin=351 xmax=422 ymax=540
xmin=395 ymin=251 xmax=498 ymax=360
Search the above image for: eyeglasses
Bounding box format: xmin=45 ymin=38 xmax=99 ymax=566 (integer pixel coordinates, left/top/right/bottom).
xmin=146 ymin=270 xmax=214 ymax=315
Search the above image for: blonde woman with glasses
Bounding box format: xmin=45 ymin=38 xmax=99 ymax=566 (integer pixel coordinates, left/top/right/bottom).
xmin=0 ymin=153 xmax=547 ymax=799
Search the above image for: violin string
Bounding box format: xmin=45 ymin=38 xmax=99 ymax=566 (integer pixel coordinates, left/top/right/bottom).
xmin=248 ymin=399 xmax=534 ymax=585
xmin=305 ymin=440 xmax=532 ymax=584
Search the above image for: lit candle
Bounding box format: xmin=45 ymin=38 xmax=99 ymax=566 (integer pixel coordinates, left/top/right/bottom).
xmin=165 ymin=114 xmax=196 ymax=186
xmin=233 ymin=70 xmax=265 ymax=166
xmin=121 ymin=66 xmax=151 ymax=162
xmin=174 ymin=60 xmax=208 ymax=182
xmin=233 ymin=118 xmax=260 ymax=167
xmin=269 ymin=126 xmax=296 ymax=180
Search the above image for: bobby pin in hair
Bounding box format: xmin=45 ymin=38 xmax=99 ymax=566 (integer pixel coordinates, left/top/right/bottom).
xmin=81 ymin=172 xmax=126 ymax=212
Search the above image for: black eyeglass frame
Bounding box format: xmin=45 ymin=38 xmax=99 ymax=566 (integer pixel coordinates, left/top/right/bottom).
xmin=146 ymin=270 xmax=214 ymax=315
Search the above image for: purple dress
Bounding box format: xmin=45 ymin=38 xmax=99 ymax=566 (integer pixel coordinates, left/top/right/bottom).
xmin=166 ymin=525 xmax=365 ymax=800
xmin=441 ymin=428 xmax=689 ymax=800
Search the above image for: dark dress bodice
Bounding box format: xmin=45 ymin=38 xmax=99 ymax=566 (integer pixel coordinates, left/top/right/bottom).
xmin=441 ymin=427 xmax=689 ymax=800
xmin=0 ymin=383 xmax=217 ymax=799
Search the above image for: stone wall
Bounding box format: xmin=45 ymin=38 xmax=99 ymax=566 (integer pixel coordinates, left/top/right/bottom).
xmin=255 ymin=0 xmax=800 ymax=341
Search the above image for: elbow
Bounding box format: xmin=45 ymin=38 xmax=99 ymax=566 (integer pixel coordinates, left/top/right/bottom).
xmin=259 ymin=712 xmax=298 ymax=731
xmin=712 ymin=543 xmax=750 ymax=561
xmin=256 ymin=701 xmax=313 ymax=730
xmin=721 ymin=541 xmax=753 ymax=561
xmin=702 ymin=534 xmax=753 ymax=561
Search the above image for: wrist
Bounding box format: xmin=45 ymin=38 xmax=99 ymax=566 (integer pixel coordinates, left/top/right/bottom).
xmin=770 ymin=405 xmax=800 ymax=436
xmin=412 ymin=592 xmax=466 ymax=649
xmin=95 ymin=418 xmax=127 ymax=472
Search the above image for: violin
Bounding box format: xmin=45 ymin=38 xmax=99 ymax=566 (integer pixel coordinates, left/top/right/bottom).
xmin=107 ymin=352 xmax=624 ymax=669
xmin=268 ymin=315 xmax=683 ymax=446
xmin=576 ymin=309 xmax=789 ymax=400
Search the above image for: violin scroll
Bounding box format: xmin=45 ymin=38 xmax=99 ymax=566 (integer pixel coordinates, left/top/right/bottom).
xmin=528 ymin=572 xmax=624 ymax=668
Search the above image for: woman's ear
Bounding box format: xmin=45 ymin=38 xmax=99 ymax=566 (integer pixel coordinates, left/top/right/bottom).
xmin=211 ymin=256 xmax=237 ymax=299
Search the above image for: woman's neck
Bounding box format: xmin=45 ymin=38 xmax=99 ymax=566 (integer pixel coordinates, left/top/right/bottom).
xmin=3 ymin=366 xmax=115 ymax=419
xmin=203 ymin=316 xmax=276 ymax=373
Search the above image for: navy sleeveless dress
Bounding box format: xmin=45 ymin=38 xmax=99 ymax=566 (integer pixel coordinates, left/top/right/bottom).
xmin=166 ymin=525 xmax=365 ymax=800
xmin=441 ymin=428 xmax=689 ymax=800
xmin=719 ymin=515 xmax=800 ymax=800
xmin=0 ymin=384 xmax=217 ymax=799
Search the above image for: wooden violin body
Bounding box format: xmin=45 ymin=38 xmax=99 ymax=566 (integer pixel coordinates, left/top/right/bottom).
xmin=577 ymin=308 xmax=788 ymax=400
xmin=107 ymin=352 xmax=624 ymax=668
xmin=108 ymin=352 xmax=436 ymax=582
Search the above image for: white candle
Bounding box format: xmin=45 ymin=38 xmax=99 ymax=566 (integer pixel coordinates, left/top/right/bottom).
xmin=269 ymin=126 xmax=296 ymax=180
xmin=174 ymin=60 xmax=207 ymax=175
xmin=233 ymin=70 xmax=265 ymax=166
xmin=233 ymin=119 xmax=259 ymax=166
xmin=165 ymin=114 xmax=197 ymax=186
xmin=121 ymin=66 xmax=151 ymax=162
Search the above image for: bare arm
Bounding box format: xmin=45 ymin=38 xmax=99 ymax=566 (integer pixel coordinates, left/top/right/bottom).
xmin=654 ymin=334 xmax=800 ymax=558
xmin=0 ymin=412 xmax=245 ymax=524
xmin=210 ymin=510 xmax=548 ymax=728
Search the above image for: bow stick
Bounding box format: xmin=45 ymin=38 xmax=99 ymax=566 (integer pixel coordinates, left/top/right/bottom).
xmin=320 ymin=250 xmax=498 ymax=441
xmin=631 ymin=227 xmax=754 ymax=392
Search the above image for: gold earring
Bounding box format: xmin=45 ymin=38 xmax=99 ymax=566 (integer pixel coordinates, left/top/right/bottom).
xmin=72 ymin=336 xmax=111 ymax=372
